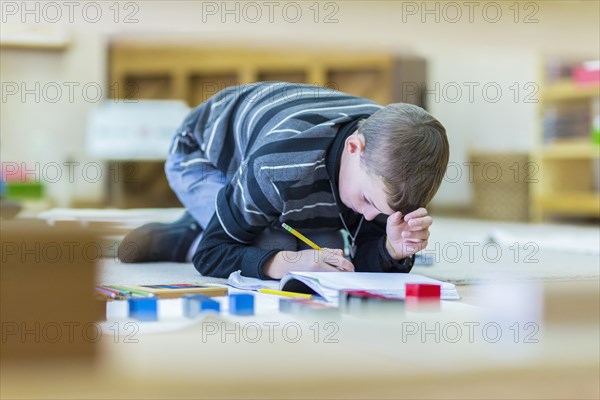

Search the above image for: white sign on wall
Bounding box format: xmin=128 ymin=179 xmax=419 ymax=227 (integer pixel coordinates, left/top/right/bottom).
xmin=86 ymin=100 xmax=190 ymax=160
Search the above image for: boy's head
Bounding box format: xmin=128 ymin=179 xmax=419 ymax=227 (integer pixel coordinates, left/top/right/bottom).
xmin=338 ymin=103 xmax=449 ymax=220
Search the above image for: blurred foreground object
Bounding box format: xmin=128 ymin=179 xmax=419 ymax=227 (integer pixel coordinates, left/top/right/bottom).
xmin=0 ymin=198 xmax=22 ymax=220
xmin=1 ymin=220 xmax=100 ymax=362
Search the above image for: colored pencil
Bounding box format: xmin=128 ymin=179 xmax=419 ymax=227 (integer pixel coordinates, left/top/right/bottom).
xmin=259 ymin=288 xmax=313 ymax=299
xmin=95 ymin=287 xmax=117 ymax=299
xmin=96 ymin=285 xmax=129 ymax=299
xmin=282 ymin=223 xmax=322 ymax=250
xmin=106 ymin=285 xmax=155 ymax=297
xmin=281 ymin=223 xmax=347 ymax=272
xmin=98 ymin=286 xmax=124 ymax=296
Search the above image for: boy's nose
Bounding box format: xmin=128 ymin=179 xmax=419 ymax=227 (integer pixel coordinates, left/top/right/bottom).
xmin=363 ymin=209 xmax=378 ymax=221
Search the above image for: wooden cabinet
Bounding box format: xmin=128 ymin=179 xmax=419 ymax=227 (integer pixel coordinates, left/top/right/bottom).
xmin=110 ymin=44 xmax=427 ymax=108
xmin=530 ymin=59 xmax=600 ymax=221
xmin=106 ymin=43 xmax=427 ymax=208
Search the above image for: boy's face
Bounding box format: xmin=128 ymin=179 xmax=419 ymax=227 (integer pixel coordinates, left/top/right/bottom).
xmin=338 ymin=132 xmax=395 ymax=221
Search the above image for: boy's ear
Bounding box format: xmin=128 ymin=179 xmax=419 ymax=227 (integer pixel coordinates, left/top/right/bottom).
xmin=345 ymin=132 xmax=366 ymax=155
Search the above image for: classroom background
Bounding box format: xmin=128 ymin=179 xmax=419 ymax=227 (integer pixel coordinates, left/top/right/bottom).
xmin=2 ymin=1 xmax=599 ymax=223
xmin=1 ymin=1 xmax=599 ymax=399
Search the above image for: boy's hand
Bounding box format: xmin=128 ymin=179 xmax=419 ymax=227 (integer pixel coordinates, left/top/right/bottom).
xmin=385 ymin=208 xmax=432 ymax=260
xmin=263 ymin=248 xmax=355 ymax=279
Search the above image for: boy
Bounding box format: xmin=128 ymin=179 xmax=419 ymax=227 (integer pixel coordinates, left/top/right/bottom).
xmin=119 ymin=82 xmax=449 ymax=279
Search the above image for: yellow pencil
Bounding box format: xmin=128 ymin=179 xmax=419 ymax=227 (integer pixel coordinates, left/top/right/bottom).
xmin=281 ymin=223 xmax=347 ymax=271
xmin=281 ymin=223 xmax=322 ymax=250
xmin=259 ymin=288 xmax=313 ymax=299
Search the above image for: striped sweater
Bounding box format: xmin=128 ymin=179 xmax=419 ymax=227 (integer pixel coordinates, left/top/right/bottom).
xmin=180 ymin=82 xmax=414 ymax=278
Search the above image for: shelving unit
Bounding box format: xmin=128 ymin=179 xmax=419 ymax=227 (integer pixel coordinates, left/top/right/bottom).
xmin=542 ymin=79 xmax=600 ymax=101
xmin=109 ymin=44 xmax=427 ymax=107
xmin=106 ymin=43 xmax=427 ymax=208
xmin=530 ymin=60 xmax=600 ymax=222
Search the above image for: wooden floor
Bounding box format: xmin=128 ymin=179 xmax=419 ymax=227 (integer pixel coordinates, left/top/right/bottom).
xmin=2 ymin=213 xmax=599 ymax=399
xmin=2 ymin=280 xmax=599 ymax=399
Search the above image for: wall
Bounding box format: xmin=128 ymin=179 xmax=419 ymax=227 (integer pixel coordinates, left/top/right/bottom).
xmin=1 ymin=31 xmax=107 ymax=205
xmin=1 ymin=0 xmax=598 ymax=207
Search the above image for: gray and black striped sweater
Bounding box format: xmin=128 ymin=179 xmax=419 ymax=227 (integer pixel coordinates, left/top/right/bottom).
xmin=182 ymin=82 xmax=414 ymax=278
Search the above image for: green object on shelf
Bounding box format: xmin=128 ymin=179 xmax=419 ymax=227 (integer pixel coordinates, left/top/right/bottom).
xmin=5 ymin=182 xmax=44 ymax=199
xmin=593 ymin=105 xmax=600 ymax=145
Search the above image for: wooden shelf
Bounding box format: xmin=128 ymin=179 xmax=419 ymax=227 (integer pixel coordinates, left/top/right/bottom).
xmin=530 ymin=57 xmax=600 ymax=222
xmin=535 ymin=193 xmax=600 ymax=216
xmin=110 ymin=44 xmax=426 ymax=107
xmin=107 ymin=43 xmax=427 ymax=208
xmin=0 ymin=29 xmax=70 ymax=51
xmin=0 ymin=41 xmax=69 ymax=51
xmin=539 ymin=141 xmax=600 ymax=159
xmin=542 ymin=79 xmax=600 ymax=101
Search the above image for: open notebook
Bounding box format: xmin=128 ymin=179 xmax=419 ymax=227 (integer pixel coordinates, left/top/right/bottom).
xmin=227 ymin=271 xmax=460 ymax=302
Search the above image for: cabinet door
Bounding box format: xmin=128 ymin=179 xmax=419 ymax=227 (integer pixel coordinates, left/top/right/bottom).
xmin=123 ymin=74 xmax=173 ymax=100
xmin=188 ymin=73 xmax=239 ymax=106
xmin=326 ymin=68 xmax=389 ymax=105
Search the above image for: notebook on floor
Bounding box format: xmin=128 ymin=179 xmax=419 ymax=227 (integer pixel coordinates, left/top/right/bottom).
xmin=227 ymin=271 xmax=459 ymax=302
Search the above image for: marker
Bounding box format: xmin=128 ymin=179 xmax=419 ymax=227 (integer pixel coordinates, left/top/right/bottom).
xmin=107 ymin=285 xmax=155 ymax=298
xmin=95 ymin=287 xmax=118 ymax=299
xmin=97 ymin=286 xmax=128 ymax=299
xmin=259 ymin=288 xmax=313 ymax=299
xmin=97 ymin=286 xmax=121 ymax=295
xmin=281 ymin=223 xmax=347 ymax=272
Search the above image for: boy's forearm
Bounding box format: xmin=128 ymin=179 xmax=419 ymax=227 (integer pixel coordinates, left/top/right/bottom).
xmin=263 ymin=248 xmax=355 ymax=277
xmin=193 ymin=214 xmax=280 ymax=279
xmin=194 ymin=241 xmax=279 ymax=279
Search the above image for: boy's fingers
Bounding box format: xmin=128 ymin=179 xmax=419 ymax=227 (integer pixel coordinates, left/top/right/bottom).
xmin=407 ymin=216 xmax=433 ymax=231
xmin=321 ymin=249 xmax=354 ymax=271
xmin=414 ymin=240 xmax=428 ymax=252
xmin=405 ymin=208 xmax=428 ymax=220
xmin=403 ymin=240 xmax=427 ymax=254
xmin=332 ymin=256 xmax=354 ymax=272
xmin=323 ymin=248 xmax=344 ymax=256
xmin=386 ymin=212 xmax=405 ymax=232
xmin=325 ymin=260 xmax=354 ymax=272
xmin=387 ymin=211 xmax=402 ymax=224
xmin=402 ymin=230 xmax=430 ymax=240
xmin=329 ymin=258 xmax=355 ymax=272
xmin=323 ymin=264 xmax=352 ymax=272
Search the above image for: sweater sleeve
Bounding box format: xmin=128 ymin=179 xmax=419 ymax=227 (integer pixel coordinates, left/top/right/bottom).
xmin=212 ymin=157 xmax=282 ymax=243
xmin=192 ymin=212 xmax=280 ymax=279
xmin=351 ymin=214 xmax=415 ymax=273
xmin=192 ymin=163 xmax=283 ymax=278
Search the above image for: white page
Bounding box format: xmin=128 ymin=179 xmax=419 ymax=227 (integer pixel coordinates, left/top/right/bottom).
xmin=280 ymin=272 xmax=459 ymax=302
xmin=227 ymin=270 xmax=279 ymax=291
